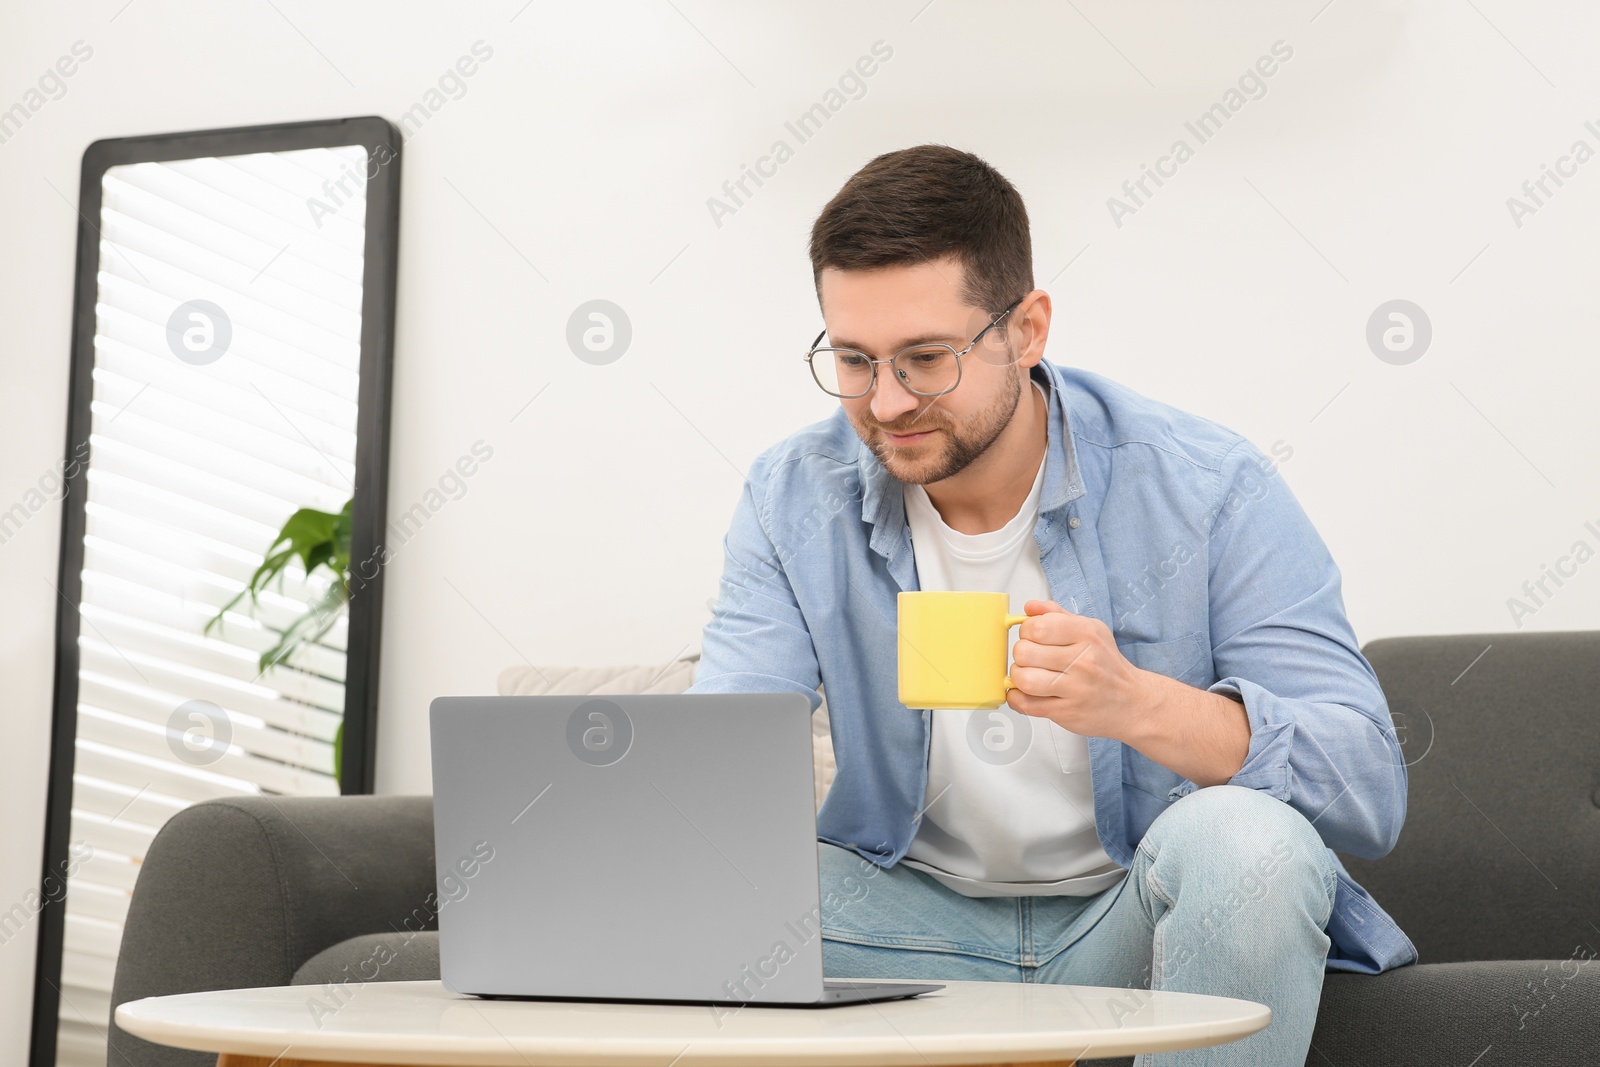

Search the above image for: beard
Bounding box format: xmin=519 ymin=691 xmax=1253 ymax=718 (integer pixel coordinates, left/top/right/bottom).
xmin=855 ymin=359 xmax=1023 ymax=486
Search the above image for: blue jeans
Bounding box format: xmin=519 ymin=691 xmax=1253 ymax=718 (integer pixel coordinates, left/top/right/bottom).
xmin=819 ymin=784 xmax=1339 ymax=1067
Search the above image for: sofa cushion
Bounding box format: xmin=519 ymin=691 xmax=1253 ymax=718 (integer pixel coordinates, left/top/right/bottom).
xmin=1347 ymin=632 xmax=1600 ymax=963
xmin=498 ymin=653 xmax=837 ymax=811
xmin=290 ymin=931 xmax=440 ymax=987
xmin=1079 ymin=959 xmax=1600 ymax=1067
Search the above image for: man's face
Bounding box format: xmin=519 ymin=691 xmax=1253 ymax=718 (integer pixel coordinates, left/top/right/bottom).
xmin=817 ymin=255 xmax=1022 ymax=486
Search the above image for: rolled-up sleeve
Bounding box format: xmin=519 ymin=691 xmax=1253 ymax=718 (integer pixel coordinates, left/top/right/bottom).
xmin=1164 ymin=439 xmax=1407 ymax=860
xmin=685 ymin=449 xmax=823 ymax=710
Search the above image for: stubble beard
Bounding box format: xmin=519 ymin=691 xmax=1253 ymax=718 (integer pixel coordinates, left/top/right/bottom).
xmin=861 ymin=360 xmax=1023 ymax=487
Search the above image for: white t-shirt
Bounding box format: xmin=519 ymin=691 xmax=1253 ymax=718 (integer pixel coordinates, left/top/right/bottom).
xmin=899 ymin=380 xmax=1125 ymax=898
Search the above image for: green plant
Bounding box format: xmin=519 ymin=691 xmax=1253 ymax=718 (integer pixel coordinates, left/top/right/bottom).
xmin=206 ymin=497 xmax=352 ymax=783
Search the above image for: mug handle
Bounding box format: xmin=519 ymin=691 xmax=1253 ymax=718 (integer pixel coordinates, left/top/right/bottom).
xmin=1001 ymin=613 xmax=1028 ymax=692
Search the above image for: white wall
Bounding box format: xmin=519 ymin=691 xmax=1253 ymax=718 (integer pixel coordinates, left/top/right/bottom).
xmin=3 ymin=0 xmax=1597 ymax=1056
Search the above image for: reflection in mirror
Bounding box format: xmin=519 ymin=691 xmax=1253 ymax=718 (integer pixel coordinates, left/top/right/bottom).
xmin=35 ymin=120 xmax=399 ymax=1067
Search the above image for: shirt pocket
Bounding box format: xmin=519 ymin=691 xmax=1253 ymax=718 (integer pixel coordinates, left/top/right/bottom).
xmin=1115 ymin=631 xmax=1210 ymax=688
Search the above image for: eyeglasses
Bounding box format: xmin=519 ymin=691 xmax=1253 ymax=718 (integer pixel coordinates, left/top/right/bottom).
xmin=803 ymin=296 xmax=1024 ymax=399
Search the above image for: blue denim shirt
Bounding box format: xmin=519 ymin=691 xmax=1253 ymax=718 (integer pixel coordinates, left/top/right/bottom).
xmin=688 ymin=356 xmax=1419 ymax=975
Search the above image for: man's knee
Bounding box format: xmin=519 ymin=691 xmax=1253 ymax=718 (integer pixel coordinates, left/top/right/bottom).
xmin=1142 ymin=784 xmax=1336 ymax=918
xmin=1152 ymin=783 xmax=1323 ymax=853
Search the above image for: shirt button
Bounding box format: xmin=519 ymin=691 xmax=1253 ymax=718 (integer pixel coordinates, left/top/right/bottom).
xmin=1068 ymin=516 xmax=1081 ymax=529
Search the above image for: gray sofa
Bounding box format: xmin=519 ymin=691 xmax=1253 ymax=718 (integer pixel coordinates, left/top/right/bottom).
xmin=106 ymin=632 xmax=1600 ymax=1066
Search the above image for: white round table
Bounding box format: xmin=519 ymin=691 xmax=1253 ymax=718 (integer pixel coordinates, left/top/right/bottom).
xmin=115 ymin=978 xmax=1270 ymax=1066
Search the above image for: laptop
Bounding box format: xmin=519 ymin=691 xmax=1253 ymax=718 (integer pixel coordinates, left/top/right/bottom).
xmin=428 ymin=692 xmax=945 ymax=1007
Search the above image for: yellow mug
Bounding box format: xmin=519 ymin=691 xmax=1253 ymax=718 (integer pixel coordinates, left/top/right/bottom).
xmin=898 ymin=591 xmax=1029 ymax=710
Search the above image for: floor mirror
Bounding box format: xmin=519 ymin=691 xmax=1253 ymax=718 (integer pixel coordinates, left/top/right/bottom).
xmin=32 ymin=116 xmax=401 ymax=1067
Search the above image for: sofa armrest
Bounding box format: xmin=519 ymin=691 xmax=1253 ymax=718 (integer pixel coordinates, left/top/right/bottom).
xmin=108 ymin=794 xmax=435 ymax=1067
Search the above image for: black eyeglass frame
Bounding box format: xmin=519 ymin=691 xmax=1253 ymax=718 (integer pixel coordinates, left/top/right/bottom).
xmin=803 ymin=296 xmax=1025 ymax=399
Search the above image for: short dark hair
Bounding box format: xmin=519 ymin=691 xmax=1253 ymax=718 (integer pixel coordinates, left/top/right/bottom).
xmin=808 ymin=144 xmax=1033 ymax=318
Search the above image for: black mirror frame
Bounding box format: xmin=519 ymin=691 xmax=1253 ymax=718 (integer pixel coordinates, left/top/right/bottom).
xmin=31 ymin=115 xmax=402 ymax=1067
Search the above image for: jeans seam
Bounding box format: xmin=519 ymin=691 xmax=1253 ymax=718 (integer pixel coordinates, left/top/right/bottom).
xmin=821 ymin=930 xmax=1023 ymax=964
xmin=1139 ymin=842 xmax=1174 ymax=997
xmin=1134 ymin=840 xmax=1172 ymax=937
xmin=1020 ymin=897 xmax=1035 ymax=967
xmin=1319 ymin=856 xmax=1338 ymax=929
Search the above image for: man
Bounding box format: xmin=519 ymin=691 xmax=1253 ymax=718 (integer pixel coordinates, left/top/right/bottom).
xmin=687 ymin=145 xmax=1416 ymax=1067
